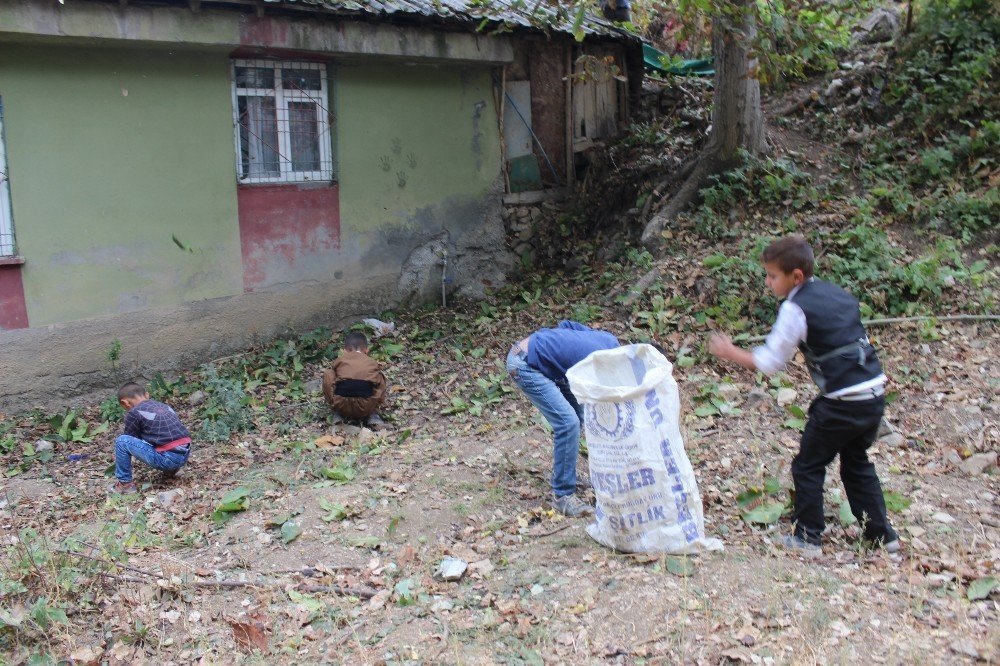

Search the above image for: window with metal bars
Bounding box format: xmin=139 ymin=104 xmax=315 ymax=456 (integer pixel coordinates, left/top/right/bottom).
xmin=231 ymin=60 xmax=334 ymax=184
xmin=0 ymin=97 xmax=16 ymax=256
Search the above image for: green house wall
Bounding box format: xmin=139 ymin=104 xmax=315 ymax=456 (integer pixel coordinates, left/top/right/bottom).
xmin=337 ymin=63 xmax=501 ymax=241
xmin=0 ymin=45 xmax=502 ymax=326
xmin=0 ymin=44 xmax=244 ymax=326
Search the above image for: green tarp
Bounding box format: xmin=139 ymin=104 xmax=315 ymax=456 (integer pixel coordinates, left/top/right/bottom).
xmin=642 ymin=43 xmax=714 ymax=77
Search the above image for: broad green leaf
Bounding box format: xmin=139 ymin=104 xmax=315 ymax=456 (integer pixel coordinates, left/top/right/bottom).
xmin=395 ymin=578 xmax=417 ymax=606
xmin=743 ymin=501 xmax=786 ymax=525
xmin=676 ymin=356 xmax=696 ymax=368
xmin=212 ymin=487 xmax=251 ymax=524
xmin=570 ymin=4 xmax=586 ymax=41
xmin=217 ymin=487 xmax=251 ymax=513
xmin=736 ymin=487 xmax=764 ymax=509
xmin=319 ymin=498 xmax=349 ymax=522
xmin=786 ymin=404 xmax=806 ymax=419
xmin=219 ymin=487 xmax=251 ymax=506
xmin=665 ymin=556 xmax=694 ymax=577
xmin=763 ymin=477 xmax=782 ymax=495
xmin=280 ymin=521 xmax=302 ymax=544
xmin=387 ymin=515 xmax=401 ymax=536
xmin=703 ymin=253 xmax=728 ymax=268
xmin=694 ymin=405 xmax=718 ymax=417
xmin=967 ymin=576 xmax=998 ymax=601
xmin=349 ymin=535 xmax=381 ymax=549
xmin=288 ymin=589 xmax=324 ymax=612
xmin=839 ymin=501 xmax=857 ymax=526
xmin=210 ymin=509 xmax=235 ymax=526
xmin=783 ymin=417 xmax=806 ymax=431
xmin=883 ymin=490 xmax=912 ymax=512
xmin=265 ymin=512 xmax=294 ymax=528
xmin=321 ymin=465 xmax=356 ymax=482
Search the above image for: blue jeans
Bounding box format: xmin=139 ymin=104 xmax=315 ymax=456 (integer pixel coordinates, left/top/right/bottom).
xmin=114 ymin=435 xmax=189 ymax=483
xmin=507 ymin=349 xmax=584 ymax=498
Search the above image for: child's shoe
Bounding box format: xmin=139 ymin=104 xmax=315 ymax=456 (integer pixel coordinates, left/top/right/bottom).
xmin=551 ymin=493 xmax=594 ymax=518
xmin=365 ymin=413 xmax=386 ymax=430
xmin=868 ymin=538 xmax=900 ymax=553
xmin=108 ymin=481 xmax=138 ymax=494
xmin=331 ymin=412 xmax=344 ymax=425
xmin=775 ymin=534 xmax=822 ymax=558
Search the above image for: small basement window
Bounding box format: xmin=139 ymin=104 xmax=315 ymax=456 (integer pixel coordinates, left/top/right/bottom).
xmin=231 ymin=59 xmax=334 ymax=184
xmin=0 ymin=96 xmax=16 ymax=256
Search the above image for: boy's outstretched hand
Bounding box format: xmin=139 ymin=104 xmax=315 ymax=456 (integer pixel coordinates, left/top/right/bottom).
xmin=708 ymin=332 xmax=734 ymax=359
xmin=708 ymin=332 xmax=758 ymax=371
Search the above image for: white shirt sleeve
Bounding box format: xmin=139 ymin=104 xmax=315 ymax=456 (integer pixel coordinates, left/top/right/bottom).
xmin=752 ymin=300 xmax=807 ymax=375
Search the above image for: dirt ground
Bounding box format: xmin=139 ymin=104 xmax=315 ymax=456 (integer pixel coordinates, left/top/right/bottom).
xmin=2 ymin=312 xmax=997 ymax=664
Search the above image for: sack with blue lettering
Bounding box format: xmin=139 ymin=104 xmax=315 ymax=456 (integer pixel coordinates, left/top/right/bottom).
xmin=567 ymin=344 xmax=723 ymax=554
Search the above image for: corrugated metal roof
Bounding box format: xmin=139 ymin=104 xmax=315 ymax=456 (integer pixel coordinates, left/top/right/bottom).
xmin=261 ymin=0 xmax=638 ymax=41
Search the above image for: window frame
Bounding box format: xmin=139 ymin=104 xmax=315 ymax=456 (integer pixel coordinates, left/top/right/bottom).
xmin=0 ymin=96 xmax=16 ymax=257
xmin=230 ymin=59 xmax=334 ymax=185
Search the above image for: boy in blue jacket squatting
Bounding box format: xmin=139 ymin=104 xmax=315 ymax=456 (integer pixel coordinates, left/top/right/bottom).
xmin=709 ymin=235 xmax=898 ymax=556
xmin=507 ymin=321 xmax=619 ymax=517
xmin=108 ymin=382 xmax=192 ymax=494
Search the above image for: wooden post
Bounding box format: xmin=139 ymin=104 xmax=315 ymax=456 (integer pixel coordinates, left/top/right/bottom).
xmin=564 ymin=43 xmax=575 ymax=187
xmin=500 ymin=66 xmax=511 ymax=194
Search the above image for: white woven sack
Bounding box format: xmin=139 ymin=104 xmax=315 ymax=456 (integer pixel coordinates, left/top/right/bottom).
xmin=567 ymin=344 xmax=723 ymax=554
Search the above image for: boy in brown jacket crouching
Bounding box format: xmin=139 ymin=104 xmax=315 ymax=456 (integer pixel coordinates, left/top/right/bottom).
xmin=322 ymin=331 xmax=387 ymax=427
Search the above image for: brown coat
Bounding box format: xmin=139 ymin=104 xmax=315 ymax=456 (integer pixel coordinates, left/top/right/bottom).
xmin=321 ymin=351 xmax=387 ymax=420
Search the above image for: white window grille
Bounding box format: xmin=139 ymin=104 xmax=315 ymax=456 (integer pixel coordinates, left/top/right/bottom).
xmin=231 ymin=60 xmax=334 ymax=184
xmin=0 ymin=97 xmax=15 ymax=256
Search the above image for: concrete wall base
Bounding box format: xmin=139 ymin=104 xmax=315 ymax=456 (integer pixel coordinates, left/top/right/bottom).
xmin=0 ymin=275 xmax=399 ymax=412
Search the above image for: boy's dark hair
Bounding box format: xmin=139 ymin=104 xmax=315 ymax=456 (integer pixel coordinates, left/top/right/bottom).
xmin=118 ymin=382 xmax=147 ymax=400
xmin=649 ymin=342 xmax=668 ymax=357
xmin=344 ymin=331 xmax=369 ymax=351
xmin=761 ymin=235 xmax=814 ymax=278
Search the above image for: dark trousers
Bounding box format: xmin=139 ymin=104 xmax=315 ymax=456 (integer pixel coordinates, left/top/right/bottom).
xmin=792 ymin=396 xmax=898 ymax=546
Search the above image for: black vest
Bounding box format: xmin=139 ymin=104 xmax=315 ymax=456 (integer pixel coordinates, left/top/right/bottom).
xmin=789 ymin=279 xmax=883 ymax=393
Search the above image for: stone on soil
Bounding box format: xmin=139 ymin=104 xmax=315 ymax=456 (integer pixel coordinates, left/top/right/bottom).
xmin=959 ymin=452 xmax=997 ymax=475
xmin=435 ymin=557 xmax=468 ymax=581
xmin=776 ymin=388 xmax=797 ymax=406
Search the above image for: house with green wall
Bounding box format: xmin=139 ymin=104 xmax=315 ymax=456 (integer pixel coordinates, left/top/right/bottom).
xmin=0 ymin=0 xmax=639 ymax=409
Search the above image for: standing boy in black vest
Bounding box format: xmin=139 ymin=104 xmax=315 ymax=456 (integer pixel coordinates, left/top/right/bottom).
xmin=709 ymin=235 xmax=899 ymax=556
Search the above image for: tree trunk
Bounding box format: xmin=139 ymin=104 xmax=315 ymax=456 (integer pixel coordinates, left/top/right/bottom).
xmin=641 ymin=0 xmax=766 ymax=249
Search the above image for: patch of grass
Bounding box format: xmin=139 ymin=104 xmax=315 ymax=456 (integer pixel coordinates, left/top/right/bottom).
xmin=476 ymin=486 xmax=506 ymax=508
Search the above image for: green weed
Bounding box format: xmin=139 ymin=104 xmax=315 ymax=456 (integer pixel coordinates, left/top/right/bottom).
xmin=198 ymin=365 xmax=254 ymax=442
